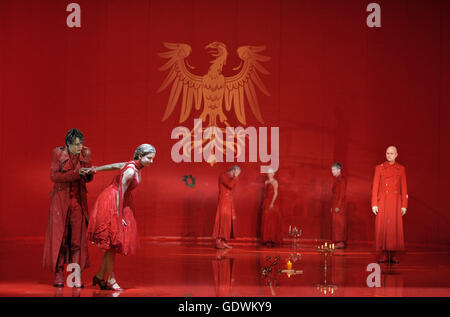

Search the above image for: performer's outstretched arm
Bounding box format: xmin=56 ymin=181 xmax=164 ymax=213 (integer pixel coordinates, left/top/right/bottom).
xmin=81 ymin=162 xmax=127 ymax=175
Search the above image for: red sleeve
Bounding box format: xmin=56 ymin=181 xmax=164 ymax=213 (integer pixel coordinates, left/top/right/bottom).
xmin=337 ymin=177 xmax=346 ymax=209
xmin=220 ymin=173 xmax=238 ymax=190
xmin=50 ymin=148 xmax=81 ymax=183
xmin=401 ymin=166 xmax=408 ymax=208
xmin=371 ymin=165 xmax=381 ymax=207
xmin=82 ymin=147 xmax=94 ymax=183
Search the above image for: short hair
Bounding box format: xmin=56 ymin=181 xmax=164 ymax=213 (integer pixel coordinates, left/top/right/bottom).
xmin=134 ymin=144 xmax=156 ymax=160
xmin=228 ymin=165 xmax=241 ymax=172
xmin=65 ymin=128 xmax=84 ymax=147
xmin=331 ymin=162 xmax=342 ymax=170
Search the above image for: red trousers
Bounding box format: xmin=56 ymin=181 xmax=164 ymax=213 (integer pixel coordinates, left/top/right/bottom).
xmin=56 ymin=197 xmax=83 ymax=271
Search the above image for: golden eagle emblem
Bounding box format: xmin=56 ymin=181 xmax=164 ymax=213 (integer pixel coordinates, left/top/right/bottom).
xmin=157 ymin=42 xmax=270 ymax=127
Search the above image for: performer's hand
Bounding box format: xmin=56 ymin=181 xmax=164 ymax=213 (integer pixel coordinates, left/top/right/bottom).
xmin=372 ymin=206 xmax=378 ymax=215
xmin=79 ymin=168 xmax=89 ymax=176
xmin=401 ymin=208 xmax=407 ymax=216
xmin=232 ymin=216 xmax=236 ymax=220
xmin=270 ymin=204 xmax=274 ymax=210
xmin=122 ymin=219 xmax=127 ymax=226
xmin=335 ymin=208 xmax=340 ymax=213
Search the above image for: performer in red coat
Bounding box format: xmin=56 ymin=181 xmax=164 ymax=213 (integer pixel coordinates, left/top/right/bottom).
xmin=330 ymin=163 xmax=347 ymax=249
xmin=261 ymin=169 xmax=282 ymax=246
xmin=43 ymin=129 xmax=93 ymax=288
xmin=85 ymin=144 xmax=156 ymax=291
xmin=371 ymin=146 xmax=408 ymax=264
xmin=213 ymin=166 xmax=241 ymax=249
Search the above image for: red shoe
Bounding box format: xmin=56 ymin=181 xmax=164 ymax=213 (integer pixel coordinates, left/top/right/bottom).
xmin=215 ymin=239 xmax=226 ymax=249
xmin=53 ymin=270 xmax=64 ymax=287
xmin=223 ymin=241 xmax=233 ymax=249
xmin=377 ymin=254 xmax=388 ymax=263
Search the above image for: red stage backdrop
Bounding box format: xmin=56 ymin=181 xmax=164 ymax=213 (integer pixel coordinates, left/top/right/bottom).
xmin=0 ymin=0 xmax=449 ymax=246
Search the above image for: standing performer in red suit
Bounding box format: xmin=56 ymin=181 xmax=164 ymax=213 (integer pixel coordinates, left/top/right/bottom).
xmin=43 ymin=128 xmax=93 ymax=288
xmin=330 ymin=163 xmax=347 ymax=249
xmin=261 ymin=168 xmax=282 ymax=246
xmin=213 ymin=166 xmax=241 ymax=249
xmin=85 ymin=144 xmax=156 ymax=290
xmin=371 ymin=146 xmax=408 ymax=264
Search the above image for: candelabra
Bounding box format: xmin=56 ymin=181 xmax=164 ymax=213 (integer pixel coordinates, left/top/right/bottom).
xmin=288 ymin=226 xmax=302 ymax=249
xmin=315 ymin=241 xmax=337 ymax=295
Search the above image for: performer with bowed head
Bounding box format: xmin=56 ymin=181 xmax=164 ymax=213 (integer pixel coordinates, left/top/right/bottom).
xmin=213 ymin=166 xmax=241 ymax=249
xmin=82 ymin=144 xmax=156 ymax=290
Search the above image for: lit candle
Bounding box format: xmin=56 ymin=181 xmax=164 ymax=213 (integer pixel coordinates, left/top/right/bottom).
xmin=289 ymin=225 xmax=291 ymax=234
xmin=287 ymin=260 xmax=292 ymax=270
xmin=331 ymin=243 xmax=334 ymax=249
xmin=325 ymin=242 xmax=327 ymax=247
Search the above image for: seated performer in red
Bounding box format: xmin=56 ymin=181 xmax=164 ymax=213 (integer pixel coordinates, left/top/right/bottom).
xmin=83 ymin=144 xmax=156 ymax=290
xmin=261 ymin=168 xmax=282 ymax=246
xmin=213 ymin=166 xmax=241 ymax=249
xmin=330 ymin=162 xmax=347 ymax=249
xmin=371 ymin=146 xmax=408 ymax=264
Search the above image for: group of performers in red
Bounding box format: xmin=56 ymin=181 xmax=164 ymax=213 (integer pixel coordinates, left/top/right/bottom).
xmin=43 ymin=129 xmax=408 ymax=290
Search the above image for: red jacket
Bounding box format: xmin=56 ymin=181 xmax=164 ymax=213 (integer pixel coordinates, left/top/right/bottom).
xmin=43 ymin=146 xmax=93 ymax=271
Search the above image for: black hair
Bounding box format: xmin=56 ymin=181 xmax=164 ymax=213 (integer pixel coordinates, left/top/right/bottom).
xmin=65 ymin=128 xmax=84 ymax=147
xmin=331 ymin=162 xmax=342 ymax=170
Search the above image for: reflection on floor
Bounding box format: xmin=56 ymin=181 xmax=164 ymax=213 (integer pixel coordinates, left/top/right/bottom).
xmin=0 ymin=239 xmax=449 ymax=297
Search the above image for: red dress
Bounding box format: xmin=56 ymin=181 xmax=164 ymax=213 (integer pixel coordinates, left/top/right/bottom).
xmin=212 ymin=172 xmax=238 ymax=240
xmin=261 ymin=181 xmax=282 ymax=244
xmin=87 ymin=161 xmax=142 ymax=256
xmin=371 ymin=162 xmax=408 ymax=251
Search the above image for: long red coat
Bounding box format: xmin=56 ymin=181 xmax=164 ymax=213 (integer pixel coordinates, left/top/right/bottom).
xmin=43 ymin=146 xmax=93 ymax=271
xmin=331 ymin=174 xmax=347 ymax=242
xmin=371 ymin=162 xmax=408 ymax=251
xmin=212 ymin=172 xmax=238 ymax=240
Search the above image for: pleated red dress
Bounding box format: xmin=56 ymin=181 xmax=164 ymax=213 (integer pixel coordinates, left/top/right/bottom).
xmin=261 ymin=181 xmax=282 ymax=244
xmin=87 ymin=160 xmax=143 ymax=256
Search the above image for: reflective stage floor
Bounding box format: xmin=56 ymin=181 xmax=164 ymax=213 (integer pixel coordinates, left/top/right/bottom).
xmin=0 ymin=239 xmax=449 ymax=297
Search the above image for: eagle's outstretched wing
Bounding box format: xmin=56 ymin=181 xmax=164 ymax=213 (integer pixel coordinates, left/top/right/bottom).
xmin=225 ymin=46 xmax=270 ymax=125
xmin=158 ymin=42 xmax=203 ymax=123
